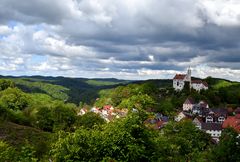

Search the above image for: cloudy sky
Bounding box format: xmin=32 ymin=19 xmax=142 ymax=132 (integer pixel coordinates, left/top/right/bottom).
xmin=0 ymin=0 xmax=240 ymax=80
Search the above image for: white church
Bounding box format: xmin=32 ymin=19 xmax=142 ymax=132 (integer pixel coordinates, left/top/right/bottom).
xmin=173 ymin=67 xmax=208 ymax=91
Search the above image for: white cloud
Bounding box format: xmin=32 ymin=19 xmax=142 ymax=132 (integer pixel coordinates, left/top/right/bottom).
xmin=200 ymin=0 xmax=240 ymax=26
xmin=0 ymin=0 xmax=240 ymax=81
xmin=0 ymin=25 xmax=12 ymax=35
xmin=193 ymin=65 xmax=240 ymax=81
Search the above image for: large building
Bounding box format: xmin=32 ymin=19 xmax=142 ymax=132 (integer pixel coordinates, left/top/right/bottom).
xmin=173 ymin=67 xmax=208 ymax=91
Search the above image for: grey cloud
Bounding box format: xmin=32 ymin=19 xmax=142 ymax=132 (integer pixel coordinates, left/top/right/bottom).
xmin=0 ymin=0 xmax=240 ymax=80
xmin=0 ymin=0 xmax=74 ymax=24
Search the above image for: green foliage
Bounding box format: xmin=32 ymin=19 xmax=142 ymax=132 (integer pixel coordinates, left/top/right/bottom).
xmin=157 ymin=98 xmax=175 ymax=115
xmin=35 ymin=107 xmax=54 ymax=131
xmin=97 ymin=83 xmax=159 ymax=112
xmin=51 ymin=114 xmax=156 ymax=161
xmin=0 ymin=121 xmax=51 ymax=160
xmin=95 ymin=96 xmax=112 ymax=108
xmin=0 ymin=76 xmax=239 ymax=161
xmin=51 ymin=102 xmax=77 ymax=131
xmin=1 ymin=76 xmax=129 ymax=105
xmin=51 ymin=115 xmax=214 ymax=162
xmin=111 ymin=85 xmax=134 ymax=106
xmin=204 ymin=77 xmax=240 ymax=106
xmin=18 ymin=143 xmax=38 ymax=162
xmin=0 ymin=88 xmax=29 ymax=111
xmin=155 ymin=120 xmax=212 ymax=161
xmin=0 ymin=140 xmax=16 ymax=162
xmin=219 ymin=85 xmax=240 ymax=105
xmin=6 ymin=110 xmax=30 ymax=125
xmin=13 ymin=78 xmax=69 ymax=101
xmin=119 ymin=94 xmax=156 ymax=110
xmin=0 ymin=79 xmax=15 ymax=91
xmin=0 ymin=88 xmax=32 ymax=124
xmin=212 ymin=79 xmax=239 ymax=89
xmin=75 ymin=112 xmax=105 ymax=129
xmin=86 ymin=79 xmax=125 ymax=86
xmin=209 ymin=128 xmax=240 ymax=162
xmin=35 ymin=101 xmax=77 ymax=132
xmin=0 ymin=141 xmax=41 ymax=162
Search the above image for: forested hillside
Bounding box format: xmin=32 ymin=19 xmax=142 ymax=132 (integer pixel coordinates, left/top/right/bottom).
xmin=95 ymin=77 xmax=240 ymax=115
xmin=0 ymin=76 xmax=240 ymax=161
xmin=0 ymin=75 xmax=130 ymax=105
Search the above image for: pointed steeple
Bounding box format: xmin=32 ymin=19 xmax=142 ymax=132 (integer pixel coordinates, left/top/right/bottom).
xmin=187 ymin=66 xmax=191 ymax=80
xmin=187 ymin=66 xmax=192 ymax=91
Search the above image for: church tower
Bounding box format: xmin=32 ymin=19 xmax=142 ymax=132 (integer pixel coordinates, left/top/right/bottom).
xmin=187 ymin=66 xmax=191 ymax=90
xmin=187 ymin=66 xmax=191 ymax=82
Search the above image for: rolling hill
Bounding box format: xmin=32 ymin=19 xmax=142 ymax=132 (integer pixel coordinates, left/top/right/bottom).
xmin=0 ymin=75 xmax=132 ymax=105
xmin=0 ymin=75 xmax=239 ymax=106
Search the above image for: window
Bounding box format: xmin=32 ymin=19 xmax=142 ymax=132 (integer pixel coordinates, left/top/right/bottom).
xmin=218 ymin=117 xmax=225 ymax=122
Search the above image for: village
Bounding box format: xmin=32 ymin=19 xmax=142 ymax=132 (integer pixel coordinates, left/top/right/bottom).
xmin=79 ymin=96 xmax=240 ymax=142
xmin=175 ymin=98 xmax=240 ymax=142
xmin=173 ymin=68 xmax=240 ymax=142
xmin=78 ymin=68 xmax=240 ymax=143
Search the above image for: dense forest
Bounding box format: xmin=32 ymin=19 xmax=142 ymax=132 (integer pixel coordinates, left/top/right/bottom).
xmin=0 ymin=76 xmax=240 ymax=161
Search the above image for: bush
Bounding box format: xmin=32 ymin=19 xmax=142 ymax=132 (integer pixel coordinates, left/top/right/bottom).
xmin=35 ymin=102 xmax=77 ymax=132
xmin=0 ymin=88 xmax=29 ymax=111
xmin=0 ymin=141 xmax=16 ymax=162
xmin=75 ymin=112 xmax=105 ymax=129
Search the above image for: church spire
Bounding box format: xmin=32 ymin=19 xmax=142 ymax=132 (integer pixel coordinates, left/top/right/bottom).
xmin=187 ymin=66 xmax=191 ymax=91
xmin=186 ymin=66 xmax=191 ymax=82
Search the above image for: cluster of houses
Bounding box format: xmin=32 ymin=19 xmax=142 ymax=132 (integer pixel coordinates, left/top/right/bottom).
xmin=79 ymin=105 xmax=169 ymax=129
xmin=173 ymin=67 xmax=208 ymax=91
xmin=175 ymin=97 xmax=240 ymax=142
xmin=144 ymin=113 xmax=169 ymax=130
xmin=78 ymin=105 xmax=128 ymax=122
xmin=78 ymin=97 xmax=239 ymax=143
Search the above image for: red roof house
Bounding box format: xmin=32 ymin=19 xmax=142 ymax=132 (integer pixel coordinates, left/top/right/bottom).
xmin=222 ymin=114 xmax=240 ymax=133
xmin=103 ymin=105 xmax=112 ymax=110
xmin=173 ymin=74 xmax=186 ymax=80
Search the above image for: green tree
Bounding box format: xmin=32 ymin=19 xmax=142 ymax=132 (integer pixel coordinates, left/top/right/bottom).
xmin=0 ymin=79 xmax=15 ymax=91
xmin=158 ymin=120 xmax=212 ymax=161
xmin=51 ymin=102 xmax=77 ymax=132
xmin=75 ymin=112 xmax=105 ymax=129
xmin=0 ymin=88 xmax=29 ymax=111
xmin=209 ymin=128 xmax=240 ymax=162
xmin=118 ymin=94 xmax=156 ymax=110
xmin=18 ymin=143 xmax=37 ymax=162
xmin=158 ymin=98 xmax=175 ymax=115
xmin=0 ymin=140 xmax=16 ymax=162
xmin=51 ymin=114 xmax=156 ymax=161
xmin=35 ymin=106 xmax=54 ymax=131
xmin=35 ymin=102 xmax=77 ymax=132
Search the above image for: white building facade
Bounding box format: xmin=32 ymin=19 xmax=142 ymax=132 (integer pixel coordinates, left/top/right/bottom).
xmin=173 ymin=67 xmax=208 ymax=91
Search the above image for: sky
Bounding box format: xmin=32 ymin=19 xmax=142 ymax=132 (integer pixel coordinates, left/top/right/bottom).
xmin=0 ymin=0 xmax=240 ymax=81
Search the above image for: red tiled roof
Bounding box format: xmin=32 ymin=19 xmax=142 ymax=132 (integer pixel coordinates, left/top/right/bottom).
xmin=191 ymin=80 xmax=202 ymax=84
xmin=222 ymin=115 xmax=240 ymax=133
xmin=173 ymin=74 xmax=186 ymax=80
xmin=202 ymin=81 xmax=208 ymax=87
xmin=156 ymin=121 xmax=165 ymax=127
xmin=191 ymin=80 xmax=208 ymax=87
xmin=104 ymin=105 xmax=112 ymax=110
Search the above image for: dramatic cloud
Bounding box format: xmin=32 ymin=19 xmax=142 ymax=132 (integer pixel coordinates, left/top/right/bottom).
xmin=0 ymin=0 xmax=240 ymax=80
